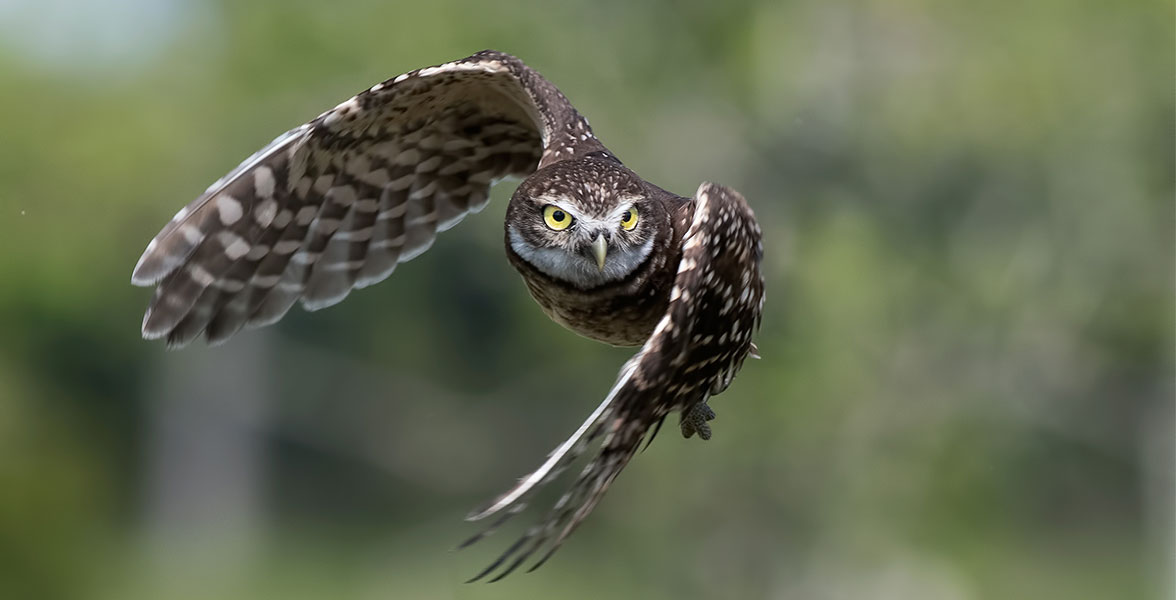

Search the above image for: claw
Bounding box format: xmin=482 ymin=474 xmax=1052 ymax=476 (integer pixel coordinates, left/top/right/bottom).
xmin=680 ymin=401 xmax=716 ymax=440
xmin=748 ymin=342 xmax=761 ymax=360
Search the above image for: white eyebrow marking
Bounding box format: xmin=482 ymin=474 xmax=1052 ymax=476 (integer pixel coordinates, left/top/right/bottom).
xmin=532 ymin=195 xmax=585 ymax=221
xmin=532 ymin=194 xmax=644 ymax=227
xmin=604 ymin=197 xmax=642 ymax=221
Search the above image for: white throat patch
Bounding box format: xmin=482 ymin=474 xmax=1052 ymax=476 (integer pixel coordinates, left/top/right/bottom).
xmin=509 ymin=226 xmax=654 ymax=289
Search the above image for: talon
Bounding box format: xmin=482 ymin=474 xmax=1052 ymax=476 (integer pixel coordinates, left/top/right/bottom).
xmin=680 ymin=401 xmax=716 ymax=440
xmin=748 ymin=342 xmax=761 ymax=359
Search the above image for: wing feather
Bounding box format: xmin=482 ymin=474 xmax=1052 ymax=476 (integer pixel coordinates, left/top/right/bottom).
xmin=133 ymin=50 xmax=601 ymax=345
xmin=462 ymin=182 xmax=765 ymax=580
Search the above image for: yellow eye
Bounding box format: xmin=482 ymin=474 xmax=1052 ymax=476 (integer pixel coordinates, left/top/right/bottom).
xmin=543 ymin=205 xmax=573 ymax=231
xmin=620 ymin=206 xmax=639 ymax=231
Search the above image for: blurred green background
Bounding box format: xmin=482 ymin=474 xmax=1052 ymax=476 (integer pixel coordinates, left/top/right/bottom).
xmin=0 ymin=0 xmax=1172 ymax=598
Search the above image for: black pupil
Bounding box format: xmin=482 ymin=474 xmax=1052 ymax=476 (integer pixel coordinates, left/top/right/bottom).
xmin=552 ymin=210 xmax=565 ymax=221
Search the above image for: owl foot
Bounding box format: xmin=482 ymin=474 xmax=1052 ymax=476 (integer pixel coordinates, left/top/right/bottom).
xmin=680 ymin=401 xmax=716 ymax=440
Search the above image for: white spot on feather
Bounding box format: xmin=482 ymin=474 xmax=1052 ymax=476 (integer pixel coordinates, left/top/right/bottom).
xmin=253 ymin=166 xmax=276 ymax=199
xmin=313 ymin=175 xmax=334 ymax=195
xmin=334 ymin=228 xmax=373 ymax=242
xmin=250 ymin=274 xmax=281 ymax=287
xmin=378 ymin=202 xmax=409 ymax=220
xmin=188 ymin=264 xmax=215 ymax=286
xmin=295 ymin=206 xmax=318 ymax=226
xmin=291 ymin=252 xmax=319 ymax=266
xmin=415 ymin=155 xmax=442 ymax=173
xmin=218 ymin=232 xmax=250 ymax=260
xmin=254 ymin=199 xmax=278 ymax=227
xmin=216 ymin=195 xmax=243 ymax=225
xmin=372 ymin=234 xmax=407 ymax=250
xmin=396 ymin=149 xmax=421 ymax=166
xmin=179 ymin=224 xmax=203 ymax=244
xmin=388 ymin=174 xmax=416 ymax=191
xmin=274 ymin=240 xmax=301 ymax=254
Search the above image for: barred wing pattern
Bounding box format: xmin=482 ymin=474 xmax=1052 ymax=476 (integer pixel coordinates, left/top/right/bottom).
xmin=131 ymin=50 xmax=602 ymax=346
xmin=461 ymin=182 xmax=765 ymax=581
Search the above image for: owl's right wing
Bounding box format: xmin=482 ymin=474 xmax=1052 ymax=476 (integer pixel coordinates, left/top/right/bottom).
xmin=132 ymin=50 xmax=608 ymax=346
xmin=461 ymin=182 xmax=765 ymax=581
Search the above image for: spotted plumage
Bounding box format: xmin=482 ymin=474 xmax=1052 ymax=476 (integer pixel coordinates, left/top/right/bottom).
xmin=131 ymin=50 xmax=764 ymax=580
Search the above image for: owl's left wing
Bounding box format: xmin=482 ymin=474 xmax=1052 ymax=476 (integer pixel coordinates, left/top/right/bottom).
xmin=462 ymin=182 xmax=765 ymax=581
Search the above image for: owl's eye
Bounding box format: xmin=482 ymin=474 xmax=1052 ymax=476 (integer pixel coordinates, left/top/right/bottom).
xmin=543 ymin=205 xmax=573 ymax=231
xmin=620 ymin=206 xmax=639 ymax=231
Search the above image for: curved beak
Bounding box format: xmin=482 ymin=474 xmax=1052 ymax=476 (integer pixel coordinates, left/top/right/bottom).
xmin=590 ymin=233 xmax=608 ymax=271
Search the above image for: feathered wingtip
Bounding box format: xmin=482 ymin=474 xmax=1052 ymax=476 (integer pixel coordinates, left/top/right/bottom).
xmin=457 ymin=364 xmax=646 ymax=582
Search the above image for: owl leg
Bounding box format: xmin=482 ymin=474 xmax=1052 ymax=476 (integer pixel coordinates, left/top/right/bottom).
xmin=680 ymin=401 xmax=715 ymax=440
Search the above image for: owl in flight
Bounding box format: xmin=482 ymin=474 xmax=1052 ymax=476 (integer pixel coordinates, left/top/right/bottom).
xmin=132 ymin=50 xmax=764 ymax=580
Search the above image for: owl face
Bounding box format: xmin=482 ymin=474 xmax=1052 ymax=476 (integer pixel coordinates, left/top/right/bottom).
xmin=506 ymin=159 xmax=664 ymax=290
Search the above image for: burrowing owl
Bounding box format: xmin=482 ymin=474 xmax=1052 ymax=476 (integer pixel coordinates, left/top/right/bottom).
xmin=132 ymin=50 xmax=764 ymax=580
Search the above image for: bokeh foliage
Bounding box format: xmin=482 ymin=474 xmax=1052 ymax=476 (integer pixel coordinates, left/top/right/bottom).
xmin=0 ymin=0 xmax=1171 ymax=598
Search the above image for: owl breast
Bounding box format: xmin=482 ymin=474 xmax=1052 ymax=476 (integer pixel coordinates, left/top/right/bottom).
xmin=506 ymin=227 xmax=681 ymax=347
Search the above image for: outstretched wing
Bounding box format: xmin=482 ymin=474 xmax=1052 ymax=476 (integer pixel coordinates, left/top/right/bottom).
xmin=132 ymin=50 xmax=607 ymax=346
xmin=462 ymin=182 xmax=765 ymax=581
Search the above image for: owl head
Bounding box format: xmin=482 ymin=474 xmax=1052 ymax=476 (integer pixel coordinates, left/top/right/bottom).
xmin=506 ymin=158 xmax=668 ymax=289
